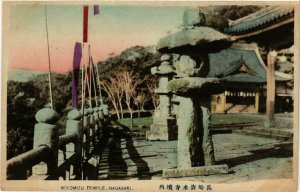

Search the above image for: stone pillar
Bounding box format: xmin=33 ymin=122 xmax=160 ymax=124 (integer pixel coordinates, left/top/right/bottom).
xmin=163 ymin=77 xmax=227 ymax=178
xmin=177 ymin=96 xmax=194 ymax=167
xmin=32 ymin=108 xmax=59 ymax=176
xmin=66 ymin=109 xmax=82 ymax=179
xmin=199 ymin=95 xmax=215 ymax=166
xmin=146 ymin=54 xmax=177 ymax=141
xmin=170 ymin=80 xmax=216 ymax=168
xmin=265 ymin=51 xmax=276 ymax=127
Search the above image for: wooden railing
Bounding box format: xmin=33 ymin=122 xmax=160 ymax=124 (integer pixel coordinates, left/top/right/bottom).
xmin=7 ymin=104 xmax=110 ymax=180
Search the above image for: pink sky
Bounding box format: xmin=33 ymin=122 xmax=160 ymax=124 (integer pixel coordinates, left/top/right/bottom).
xmin=8 ymin=4 xmax=186 ymax=73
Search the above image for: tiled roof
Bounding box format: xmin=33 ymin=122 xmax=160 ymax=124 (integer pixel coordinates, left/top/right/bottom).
xmin=225 ymin=6 xmax=294 ymax=35
xmin=207 ymin=44 xmax=288 ymax=83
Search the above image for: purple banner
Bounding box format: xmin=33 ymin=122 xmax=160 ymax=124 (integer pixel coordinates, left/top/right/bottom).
xmin=72 ymin=42 xmax=82 ymax=108
xmin=94 ymin=5 xmax=100 ymax=15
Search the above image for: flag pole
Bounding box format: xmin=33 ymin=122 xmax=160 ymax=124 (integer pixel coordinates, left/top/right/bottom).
xmin=95 ymin=61 xmax=103 ymax=104
xmin=88 ymin=45 xmax=92 ymax=107
xmin=90 ymin=56 xmax=98 ymax=106
xmin=44 ymin=5 xmax=53 ymax=109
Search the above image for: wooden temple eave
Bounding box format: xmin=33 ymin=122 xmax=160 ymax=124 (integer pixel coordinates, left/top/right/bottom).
xmin=230 ymin=17 xmax=294 ymax=42
xmin=229 ymin=6 xmax=280 ymax=26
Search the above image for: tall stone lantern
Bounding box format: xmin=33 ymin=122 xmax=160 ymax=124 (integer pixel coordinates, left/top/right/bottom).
xmin=146 ymin=54 xmax=177 ymax=141
xmin=157 ymin=8 xmax=232 ymax=177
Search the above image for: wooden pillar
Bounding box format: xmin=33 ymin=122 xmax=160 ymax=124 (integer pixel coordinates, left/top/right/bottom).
xmin=221 ymin=93 xmax=226 ymax=113
xmin=265 ymin=51 xmax=277 ymax=127
xmin=255 ymin=91 xmax=260 ymax=113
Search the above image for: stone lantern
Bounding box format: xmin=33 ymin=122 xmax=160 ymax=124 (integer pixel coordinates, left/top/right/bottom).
xmin=156 ymin=8 xmax=232 ymax=177
xmin=146 ymin=54 xmax=177 ymax=141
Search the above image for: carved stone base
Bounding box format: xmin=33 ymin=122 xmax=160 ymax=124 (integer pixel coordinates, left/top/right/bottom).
xmin=146 ymin=118 xmax=177 ymax=141
xmin=163 ymin=164 xmax=228 ymax=178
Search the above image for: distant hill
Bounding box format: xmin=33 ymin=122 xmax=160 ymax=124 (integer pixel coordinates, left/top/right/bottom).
xmin=97 ymin=45 xmax=161 ymax=78
xmin=8 ymin=69 xmax=47 ymax=82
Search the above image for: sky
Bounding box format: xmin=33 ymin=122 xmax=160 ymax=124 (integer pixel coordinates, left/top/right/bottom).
xmin=8 ymin=4 xmax=187 ymax=73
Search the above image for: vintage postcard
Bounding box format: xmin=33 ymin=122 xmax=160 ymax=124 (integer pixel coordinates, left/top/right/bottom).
xmin=1 ymin=1 xmax=299 ymax=192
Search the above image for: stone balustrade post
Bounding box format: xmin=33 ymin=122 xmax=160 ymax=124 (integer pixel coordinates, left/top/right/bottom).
xmin=88 ymin=107 xmax=95 ymax=149
xmin=93 ymin=107 xmax=99 ymax=142
xmin=100 ymin=104 xmax=109 ymax=136
xmin=66 ymin=109 xmax=82 ymax=179
xmin=101 ymin=104 xmax=109 ymax=122
xmin=98 ymin=105 xmax=104 ymax=136
xmin=81 ymin=107 xmax=89 ymax=160
xmin=98 ymin=105 xmax=104 ymax=120
xmin=32 ymin=107 xmax=59 ymax=177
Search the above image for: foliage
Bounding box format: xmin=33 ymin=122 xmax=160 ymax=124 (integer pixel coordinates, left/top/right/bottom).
xmin=7 ymin=73 xmax=72 ymax=159
xmin=7 ymin=81 xmax=43 ymax=159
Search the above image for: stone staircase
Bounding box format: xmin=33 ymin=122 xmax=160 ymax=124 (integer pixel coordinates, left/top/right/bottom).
xmin=225 ymin=104 xmax=255 ymax=113
xmin=234 ymin=127 xmax=293 ymax=141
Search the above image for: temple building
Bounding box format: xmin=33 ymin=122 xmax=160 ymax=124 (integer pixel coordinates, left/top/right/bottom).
xmin=209 ymin=43 xmax=291 ymax=113
xmin=209 ymin=6 xmax=294 ymax=114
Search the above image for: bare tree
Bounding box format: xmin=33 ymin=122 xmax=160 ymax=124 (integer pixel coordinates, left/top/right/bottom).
xmin=119 ymin=70 xmax=148 ymax=128
xmin=99 ymin=71 xmax=124 ymax=119
xmin=133 ymin=89 xmax=150 ymax=118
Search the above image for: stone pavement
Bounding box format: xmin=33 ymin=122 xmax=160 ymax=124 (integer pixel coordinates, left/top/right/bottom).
xmin=96 ymin=127 xmax=293 ymax=182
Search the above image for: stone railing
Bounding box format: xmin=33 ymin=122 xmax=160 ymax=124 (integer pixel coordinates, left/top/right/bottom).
xmin=7 ymin=104 xmax=109 ymax=180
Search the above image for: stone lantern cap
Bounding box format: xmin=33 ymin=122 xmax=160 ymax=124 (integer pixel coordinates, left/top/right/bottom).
xmin=87 ymin=107 xmax=94 ymax=115
xmin=167 ymin=77 xmax=222 ymax=95
xmin=157 ymin=26 xmax=232 ymax=54
xmin=156 ymin=7 xmax=232 ymax=54
xmin=35 ymin=108 xmax=59 ymax=123
xmin=67 ymin=109 xmax=82 ymax=120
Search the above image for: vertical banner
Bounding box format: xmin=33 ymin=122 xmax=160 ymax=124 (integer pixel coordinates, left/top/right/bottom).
xmin=83 ymin=5 xmax=89 ymax=42
xmin=72 ymin=42 xmax=82 ymax=108
xmin=94 ymin=5 xmax=100 ymax=15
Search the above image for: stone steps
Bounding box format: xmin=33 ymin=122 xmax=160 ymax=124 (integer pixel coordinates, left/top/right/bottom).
xmin=247 ymin=127 xmax=293 ymax=137
xmin=234 ymin=128 xmax=292 ymax=141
